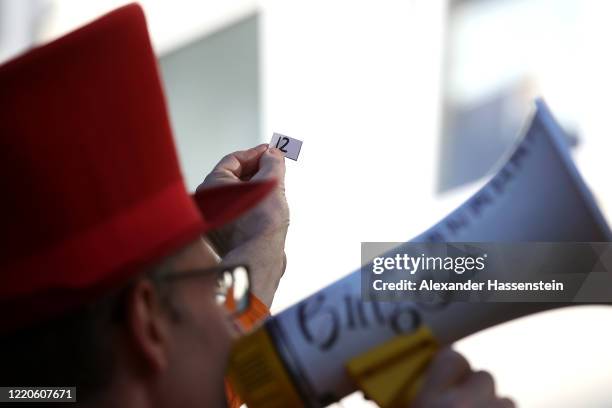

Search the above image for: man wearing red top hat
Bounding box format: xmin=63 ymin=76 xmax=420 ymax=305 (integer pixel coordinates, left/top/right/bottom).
xmin=0 ymin=4 xmax=510 ymax=408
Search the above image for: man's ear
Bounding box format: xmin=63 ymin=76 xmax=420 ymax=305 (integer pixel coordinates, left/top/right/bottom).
xmin=124 ymin=279 xmax=173 ymax=373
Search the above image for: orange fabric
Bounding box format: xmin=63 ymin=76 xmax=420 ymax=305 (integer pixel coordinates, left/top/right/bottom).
xmin=225 ymin=294 xmax=270 ymax=408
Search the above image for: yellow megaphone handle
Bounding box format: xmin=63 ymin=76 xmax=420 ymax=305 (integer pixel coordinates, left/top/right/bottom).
xmin=345 ymin=326 xmax=439 ymax=408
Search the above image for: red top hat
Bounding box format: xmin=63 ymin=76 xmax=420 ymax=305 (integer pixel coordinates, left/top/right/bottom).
xmin=0 ymin=4 xmax=274 ymax=331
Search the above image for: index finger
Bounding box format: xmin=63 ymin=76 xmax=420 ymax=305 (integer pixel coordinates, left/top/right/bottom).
xmin=213 ymin=144 xmax=268 ymax=179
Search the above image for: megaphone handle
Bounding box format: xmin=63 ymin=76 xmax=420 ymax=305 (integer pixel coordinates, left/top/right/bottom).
xmin=345 ymin=326 xmax=439 ymax=407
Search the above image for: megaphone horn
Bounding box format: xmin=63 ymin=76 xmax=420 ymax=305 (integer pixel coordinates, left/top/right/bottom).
xmin=414 ymin=98 xmax=611 ymax=243
xmin=227 ymin=99 xmax=612 ymax=408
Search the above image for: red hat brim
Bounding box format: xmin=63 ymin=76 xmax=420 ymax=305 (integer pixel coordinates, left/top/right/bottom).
xmin=192 ymin=179 xmax=276 ymax=232
xmin=1 ymin=179 xmax=276 ymax=333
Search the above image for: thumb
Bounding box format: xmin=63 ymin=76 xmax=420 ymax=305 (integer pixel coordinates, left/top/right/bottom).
xmin=254 ymin=147 xmax=286 ymax=183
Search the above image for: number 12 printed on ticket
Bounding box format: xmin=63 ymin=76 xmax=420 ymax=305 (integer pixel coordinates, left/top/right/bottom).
xmin=270 ymin=133 xmax=303 ymax=161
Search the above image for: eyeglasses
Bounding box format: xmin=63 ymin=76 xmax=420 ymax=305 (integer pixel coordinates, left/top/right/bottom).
xmin=161 ymin=264 xmax=251 ymax=317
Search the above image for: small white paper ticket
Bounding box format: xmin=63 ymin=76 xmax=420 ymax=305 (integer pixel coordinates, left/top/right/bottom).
xmin=270 ymin=133 xmax=302 ymax=161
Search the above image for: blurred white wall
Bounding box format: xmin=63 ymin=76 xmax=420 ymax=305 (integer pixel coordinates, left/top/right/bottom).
xmin=445 ymin=0 xmax=612 ymax=220
xmin=0 ymin=0 xmax=49 ymax=61
xmin=260 ymin=0 xmax=448 ymax=310
xmin=159 ymin=14 xmax=261 ymax=190
xmin=37 ymin=0 xmax=258 ymax=55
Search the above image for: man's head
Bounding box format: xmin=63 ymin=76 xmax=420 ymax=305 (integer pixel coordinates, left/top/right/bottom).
xmin=1 ymin=238 xmax=240 ymax=406
xmin=109 ymin=239 xmax=236 ymax=407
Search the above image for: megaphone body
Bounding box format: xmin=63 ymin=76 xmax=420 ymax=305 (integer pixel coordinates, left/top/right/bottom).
xmin=228 ymin=99 xmax=612 ymax=407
